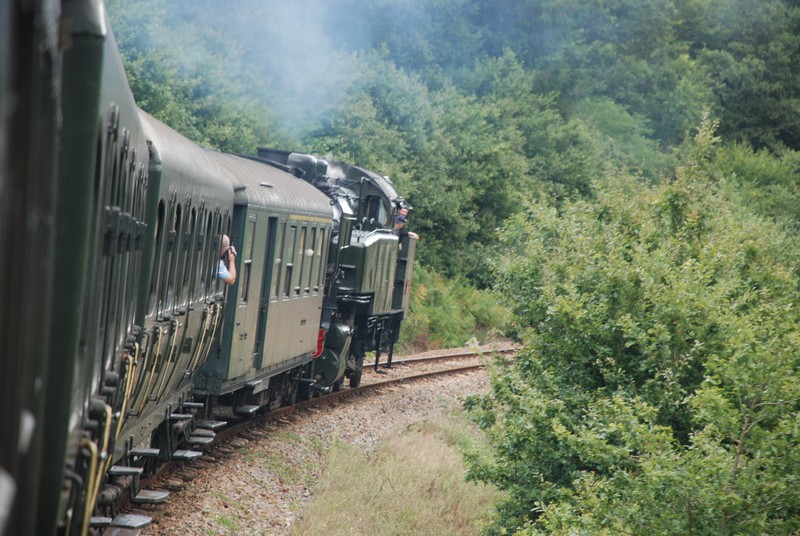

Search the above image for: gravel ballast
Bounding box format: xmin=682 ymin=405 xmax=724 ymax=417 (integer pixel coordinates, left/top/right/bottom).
xmin=139 ymin=361 xmax=493 ymax=535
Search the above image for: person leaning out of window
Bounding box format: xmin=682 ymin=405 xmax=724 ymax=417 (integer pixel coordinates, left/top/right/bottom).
xmin=218 ymin=234 xmax=237 ymax=285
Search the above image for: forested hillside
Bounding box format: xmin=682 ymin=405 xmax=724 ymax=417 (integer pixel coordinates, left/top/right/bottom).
xmin=107 ymin=1 xmax=800 ymax=533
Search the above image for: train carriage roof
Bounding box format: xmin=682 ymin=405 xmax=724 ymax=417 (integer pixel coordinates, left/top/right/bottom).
xmin=137 ymin=110 xmax=236 ymax=203
xmin=204 ymin=151 xmax=333 ymax=220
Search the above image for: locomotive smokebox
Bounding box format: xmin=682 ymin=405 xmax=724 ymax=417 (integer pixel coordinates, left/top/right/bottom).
xmin=313 ymin=323 xmax=352 ymax=388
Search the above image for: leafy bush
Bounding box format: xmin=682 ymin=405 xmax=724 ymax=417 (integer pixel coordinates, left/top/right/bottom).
xmin=398 ymin=264 xmax=509 ymax=353
xmin=714 ymin=143 xmax=800 ymax=231
xmin=466 ymin=117 xmax=800 ymax=534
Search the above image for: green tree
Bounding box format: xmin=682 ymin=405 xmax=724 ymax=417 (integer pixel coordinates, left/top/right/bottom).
xmin=573 ymin=97 xmax=675 ymax=179
xmin=463 ymin=51 xmax=601 ymax=200
xmin=466 ymin=118 xmax=800 ymax=534
xmin=531 ymin=0 xmax=712 ymax=146
xmin=691 ymin=0 xmax=800 ymax=149
xmin=713 ymin=143 xmax=800 ymax=230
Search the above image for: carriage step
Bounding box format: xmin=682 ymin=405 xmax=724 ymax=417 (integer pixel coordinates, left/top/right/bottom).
xmin=132 ymin=489 xmax=169 ymax=504
xmin=181 ymin=401 xmax=204 ymax=409
xmin=172 ymin=449 xmax=203 ymax=461
xmin=235 ymin=405 xmax=259 ymax=415
xmin=195 ymin=420 xmax=226 ymax=430
xmin=108 ymin=465 xmax=144 ymax=476
xmin=129 ymin=447 xmax=160 ymax=458
xmin=90 ymin=516 xmax=112 ymax=528
xmin=191 ymin=428 xmax=215 ymax=438
xmin=102 ymin=528 xmax=142 ymax=536
xmin=108 ymin=513 xmax=152 ymax=529
xmin=186 ymin=435 xmax=213 ymax=446
xmin=169 ymin=413 xmax=193 ymax=421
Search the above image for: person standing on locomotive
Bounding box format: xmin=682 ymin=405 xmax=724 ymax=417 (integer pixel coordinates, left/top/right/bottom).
xmin=218 ymin=234 xmax=237 ymax=285
xmin=394 ymin=206 xmax=419 ymax=240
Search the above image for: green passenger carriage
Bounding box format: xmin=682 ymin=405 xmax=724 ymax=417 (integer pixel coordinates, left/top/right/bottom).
xmin=195 ymin=151 xmax=334 ymax=409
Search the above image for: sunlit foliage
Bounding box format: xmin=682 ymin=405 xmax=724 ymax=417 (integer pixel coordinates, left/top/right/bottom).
xmin=465 ymin=118 xmax=800 ymax=534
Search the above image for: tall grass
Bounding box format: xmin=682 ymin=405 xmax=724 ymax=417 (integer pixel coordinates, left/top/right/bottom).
xmin=398 ymin=265 xmax=510 ymax=353
xmin=292 ymin=410 xmax=504 ymax=536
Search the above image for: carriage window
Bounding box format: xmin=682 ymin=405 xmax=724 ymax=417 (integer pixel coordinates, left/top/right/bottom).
xmin=283 ymin=264 xmax=293 ymax=298
xmin=298 ymin=226 xmax=309 ymax=295
xmin=283 ymin=225 xmax=297 ymax=298
xmin=181 ymin=208 xmax=197 ymax=303
xmin=272 ymin=221 xmax=285 ymax=300
xmin=239 ymin=216 xmax=256 ymax=305
xmin=307 ymin=227 xmax=317 ymax=294
xmin=165 ymin=203 xmax=181 ymax=310
xmin=207 ymin=212 xmax=221 ymax=296
xmin=146 ymin=201 xmax=166 ymax=315
xmin=213 ymin=213 xmax=224 ymax=293
xmin=316 ymin=228 xmax=326 ymax=292
xmin=196 ymin=210 xmax=210 ymax=299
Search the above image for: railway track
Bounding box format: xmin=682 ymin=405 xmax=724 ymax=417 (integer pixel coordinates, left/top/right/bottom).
xmin=179 ymin=346 xmax=515 ymax=449
xmin=102 ymin=346 xmax=515 ymax=535
xmin=370 ymin=345 xmax=516 ymax=368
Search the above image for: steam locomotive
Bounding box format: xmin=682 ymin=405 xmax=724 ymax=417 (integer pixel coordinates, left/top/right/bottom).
xmin=0 ymin=1 xmax=416 ymax=534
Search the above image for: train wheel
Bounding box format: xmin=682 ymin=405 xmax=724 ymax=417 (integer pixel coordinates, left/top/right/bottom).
xmin=349 ymin=353 xmax=364 ymax=388
xmin=296 ymin=380 xmax=312 ymax=402
xmin=278 ymin=372 xmax=298 ymax=407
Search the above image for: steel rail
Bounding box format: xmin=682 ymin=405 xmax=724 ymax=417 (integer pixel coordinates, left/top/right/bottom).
xmin=381 ymin=346 xmax=516 ymax=368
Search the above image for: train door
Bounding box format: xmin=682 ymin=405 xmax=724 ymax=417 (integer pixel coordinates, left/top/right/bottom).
xmin=227 ymin=209 xmax=267 ymax=378
xmin=253 ymin=216 xmax=279 ymax=369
